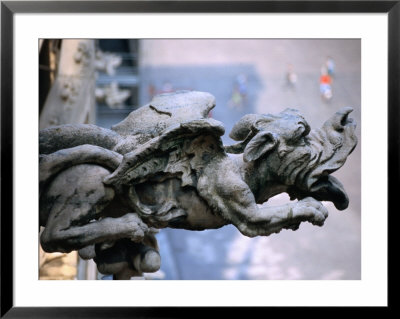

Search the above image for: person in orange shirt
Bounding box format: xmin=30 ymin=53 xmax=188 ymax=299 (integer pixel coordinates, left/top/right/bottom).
xmin=320 ymin=67 xmax=333 ymax=101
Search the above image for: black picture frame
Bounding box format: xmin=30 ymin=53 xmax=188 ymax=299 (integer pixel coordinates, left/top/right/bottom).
xmin=1 ymin=1 xmax=396 ymax=317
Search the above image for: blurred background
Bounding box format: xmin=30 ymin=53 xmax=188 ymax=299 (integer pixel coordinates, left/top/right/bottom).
xmin=39 ymin=39 xmax=361 ymax=280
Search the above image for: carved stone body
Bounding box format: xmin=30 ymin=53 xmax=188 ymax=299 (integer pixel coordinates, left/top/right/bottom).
xmin=39 ymin=91 xmax=357 ymax=279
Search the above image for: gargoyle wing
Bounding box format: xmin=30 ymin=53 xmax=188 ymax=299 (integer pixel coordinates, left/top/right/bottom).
xmin=110 ymin=90 xmax=217 ymax=139
xmin=103 ymin=117 xmax=225 ymax=188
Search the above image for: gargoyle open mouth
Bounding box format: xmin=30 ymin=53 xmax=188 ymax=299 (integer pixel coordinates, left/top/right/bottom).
xmin=310 ymin=175 xmax=349 ymax=210
xmin=288 ymin=175 xmax=349 ymax=210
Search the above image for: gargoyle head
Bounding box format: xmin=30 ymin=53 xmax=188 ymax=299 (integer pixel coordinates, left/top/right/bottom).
xmin=229 ymin=107 xmax=357 ymax=210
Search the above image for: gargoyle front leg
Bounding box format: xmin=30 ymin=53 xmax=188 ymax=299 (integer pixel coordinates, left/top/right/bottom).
xmin=40 ymin=164 xmax=149 ymax=253
xmin=242 ymin=197 xmax=328 ymax=236
xmin=197 ymin=158 xmax=328 ymax=237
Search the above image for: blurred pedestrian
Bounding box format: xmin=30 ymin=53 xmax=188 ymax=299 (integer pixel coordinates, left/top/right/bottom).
xmin=236 ymin=74 xmax=248 ymax=99
xmin=228 ymin=85 xmax=243 ymax=110
xmin=325 ymin=56 xmax=335 ymax=77
xmin=228 ymin=74 xmax=248 ymax=110
xmin=320 ymin=67 xmax=333 ymax=101
xmin=286 ymin=63 xmax=297 ymax=89
xmin=148 ymin=83 xmax=156 ymax=99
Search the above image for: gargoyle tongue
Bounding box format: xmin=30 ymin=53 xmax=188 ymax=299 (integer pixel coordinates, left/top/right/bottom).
xmin=309 ymin=175 xmax=349 ymax=210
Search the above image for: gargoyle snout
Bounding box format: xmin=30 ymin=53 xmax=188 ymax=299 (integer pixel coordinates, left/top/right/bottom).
xmin=297 ymin=107 xmax=358 ymax=210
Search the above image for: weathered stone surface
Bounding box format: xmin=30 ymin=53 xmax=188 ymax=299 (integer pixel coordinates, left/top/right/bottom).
xmin=39 ymin=90 xmax=357 ymax=279
xmin=39 ymin=39 xmax=96 ymax=129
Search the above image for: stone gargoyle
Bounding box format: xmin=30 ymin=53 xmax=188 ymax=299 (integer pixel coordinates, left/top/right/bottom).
xmin=39 ymin=91 xmax=357 ymax=279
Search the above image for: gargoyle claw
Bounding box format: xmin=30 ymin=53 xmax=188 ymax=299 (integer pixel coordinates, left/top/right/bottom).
xmin=292 ymin=197 xmax=329 ymax=227
xmin=120 ymin=213 xmax=150 ymax=242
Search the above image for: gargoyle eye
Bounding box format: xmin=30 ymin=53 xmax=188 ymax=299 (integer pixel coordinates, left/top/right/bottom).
xmin=297 ymin=122 xmax=310 ymax=138
xmin=293 ymin=124 xmax=306 ymax=140
xmin=287 ymin=122 xmax=309 ymax=146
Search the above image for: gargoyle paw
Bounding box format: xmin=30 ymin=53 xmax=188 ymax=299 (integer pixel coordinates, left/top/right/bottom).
xmin=292 ymin=197 xmax=329 ymax=226
xmin=120 ymin=213 xmax=149 ymax=242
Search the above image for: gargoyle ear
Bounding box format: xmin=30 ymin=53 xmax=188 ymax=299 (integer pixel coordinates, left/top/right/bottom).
xmin=243 ymin=131 xmax=278 ymax=162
